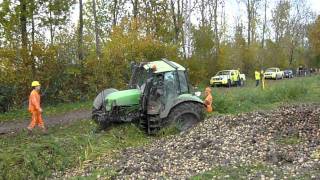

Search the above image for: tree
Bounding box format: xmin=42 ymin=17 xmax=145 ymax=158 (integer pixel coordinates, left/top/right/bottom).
xmin=131 ymin=0 xmax=139 ymax=19
xmin=19 ymin=0 xmax=28 ymax=49
xmin=213 ymin=0 xmax=219 ymax=58
xmin=261 ymin=0 xmax=267 ymax=48
xmin=308 ymin=16 xmax=320 ymax=67
xmin=244 ymin=0 xmax=260 ymax=46
xmin=192 ymin=26 xmax=215 ymax=60
xmin=272 ymin=0 xmax=290 ymax=43
xmin=78 ymin=0 xmax=84 ymax=62
xmin=170 ymin=0 xmax=183 ymax=43
xmin=39 ymin=0 xmax=75 ymax=45
xmin=92 ymin=0 xmax=101 ymax=59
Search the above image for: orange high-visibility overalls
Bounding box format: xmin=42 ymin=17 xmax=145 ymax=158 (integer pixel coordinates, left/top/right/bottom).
xmin=28 ymin=90 xmax=44 ymax=130
xmin=204 ymin=87 xmax=213 ymax=113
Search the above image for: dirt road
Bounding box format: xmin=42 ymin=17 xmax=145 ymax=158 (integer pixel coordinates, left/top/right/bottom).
xmin=0 ymin=109 xmax=91 ymax=135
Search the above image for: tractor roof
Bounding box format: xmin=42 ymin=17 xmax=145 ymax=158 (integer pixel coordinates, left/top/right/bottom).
xmin=143 ymin=60 xmax=185 ymax=73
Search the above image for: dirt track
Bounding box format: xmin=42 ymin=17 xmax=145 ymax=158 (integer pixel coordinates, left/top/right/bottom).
xmin=0 ymin=109 xmax=90 ymax=135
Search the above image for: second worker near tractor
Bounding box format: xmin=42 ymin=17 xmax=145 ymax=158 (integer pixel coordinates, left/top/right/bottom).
xmin=204 ymin=87 xmax=213 ymax=113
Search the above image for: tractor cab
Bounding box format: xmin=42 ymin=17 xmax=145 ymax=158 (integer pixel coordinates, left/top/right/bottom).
xmin=129 ymin=59 xmax=190 ymax=115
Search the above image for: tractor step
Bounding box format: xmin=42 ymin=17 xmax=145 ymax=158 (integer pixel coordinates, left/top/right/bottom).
xmin=139 ymin=116 xmax=162 ymax=135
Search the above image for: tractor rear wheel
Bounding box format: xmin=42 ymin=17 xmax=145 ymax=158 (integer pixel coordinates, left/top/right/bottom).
xmin=167 ymin=102 xmax=205 ymax=132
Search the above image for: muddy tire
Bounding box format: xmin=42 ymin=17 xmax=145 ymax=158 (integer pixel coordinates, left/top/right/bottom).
xmin=92 ymin=107 xmax=109 ymax=130
xmin=167 ymin=102 xmax=205 ymax=132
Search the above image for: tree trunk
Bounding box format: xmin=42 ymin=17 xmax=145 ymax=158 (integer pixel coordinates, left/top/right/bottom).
xmin=112 ymin=0 xmax=118 ymax=26
xmin=261 ymin=0 xmax=266 ymax=48
xmin=49 ymin=10 xmax=54 ymax=45
xmin=31 ymin=0 xmax=36 ymax=78
xmin=20 ymin=0 xmax=28 ymax=50
xmin=132 ymin=0 xmax=139 ymax=19
xmin=92 ymin=0 xmax=101 ymax=59
xmin=213 ymin=0 xmax=219 ymax=58
xmin=247 ymin=0 xmax=251 ymax=46
xmin=78 ymin=0 xmax=84 ymax=62
xmin=201 ymin=0 xmax=205 ymax=26
xmin=181 ymin=0 xmax=186 ymax=60
xmin=170 ymin=0 xmax=179 ymax=43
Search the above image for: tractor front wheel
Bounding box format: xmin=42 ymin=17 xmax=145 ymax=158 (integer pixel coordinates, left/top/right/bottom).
xmin=167 ymin=102 xmax=205 ymax=132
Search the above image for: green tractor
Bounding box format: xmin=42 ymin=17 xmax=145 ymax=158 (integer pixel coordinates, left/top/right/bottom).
xmin=92 ymin=59 xmax=205 ymax=134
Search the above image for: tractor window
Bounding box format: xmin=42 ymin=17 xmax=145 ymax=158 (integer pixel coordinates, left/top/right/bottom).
xmin=164 ymin=71 xmax=179 ymax=102
xmin=130 ymin=67 xmax=148 ymax=90
xmin=178 ymin=71 xmax=188 ymax=94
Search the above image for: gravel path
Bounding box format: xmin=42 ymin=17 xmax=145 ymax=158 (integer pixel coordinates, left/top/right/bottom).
xmin=0 ymin=109 xmax=90 ymax=135
xmin=64 ymin=104 xmax=320 ymax=179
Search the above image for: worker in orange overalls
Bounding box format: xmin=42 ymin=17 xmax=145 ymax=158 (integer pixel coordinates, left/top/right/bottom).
xmin=27 ymin=81 xmax=47 ymax=133
xmin=204 ymin=87 xmax=213 ymax=113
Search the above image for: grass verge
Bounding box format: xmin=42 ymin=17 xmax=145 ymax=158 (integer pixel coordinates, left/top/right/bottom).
xmin=192 ymin=163 xmax=280 ymax=180
xmin=0 ymin=121 xmax=150 ymax=179
xmin=208 ymin=76 xmax=320 ymax=114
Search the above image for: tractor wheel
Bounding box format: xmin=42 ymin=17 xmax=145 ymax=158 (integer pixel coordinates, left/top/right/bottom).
xmin=167 ymin=102 xmax=205 ymax=132
xmin=92 ymin=107 xmax=109 ymax=130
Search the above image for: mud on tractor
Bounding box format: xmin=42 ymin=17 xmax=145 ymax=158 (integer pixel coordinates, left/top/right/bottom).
xmin=92 ymin=59 xmax=205 ymax=135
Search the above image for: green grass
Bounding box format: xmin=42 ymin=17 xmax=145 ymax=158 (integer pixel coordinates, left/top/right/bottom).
xmin=0 ymin=101 xmax=91 ymax=122
xmin=0 ymin=121 xmax=150 ymax=179
xmin=275 ymin=135 xmax=303 ymax=145
xmin=207 ymin=76 xmax=320 ymax=114
xmin=192 ymin=163 xmax=280 ymax=180
xmin=192 ymin=163 xmax=318 ymax=180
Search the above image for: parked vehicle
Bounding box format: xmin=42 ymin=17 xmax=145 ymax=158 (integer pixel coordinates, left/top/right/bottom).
xmin=264 ymin=68 xmax=284 ymax=80
xmin=283 ymin=69 xmax=294 ymax=78
xmin=210 ymin=70 xmax=246 ymax=87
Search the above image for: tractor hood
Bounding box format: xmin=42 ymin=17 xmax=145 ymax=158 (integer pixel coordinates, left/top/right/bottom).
xmin=105 ymin=89 xmax=141 ymax=111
